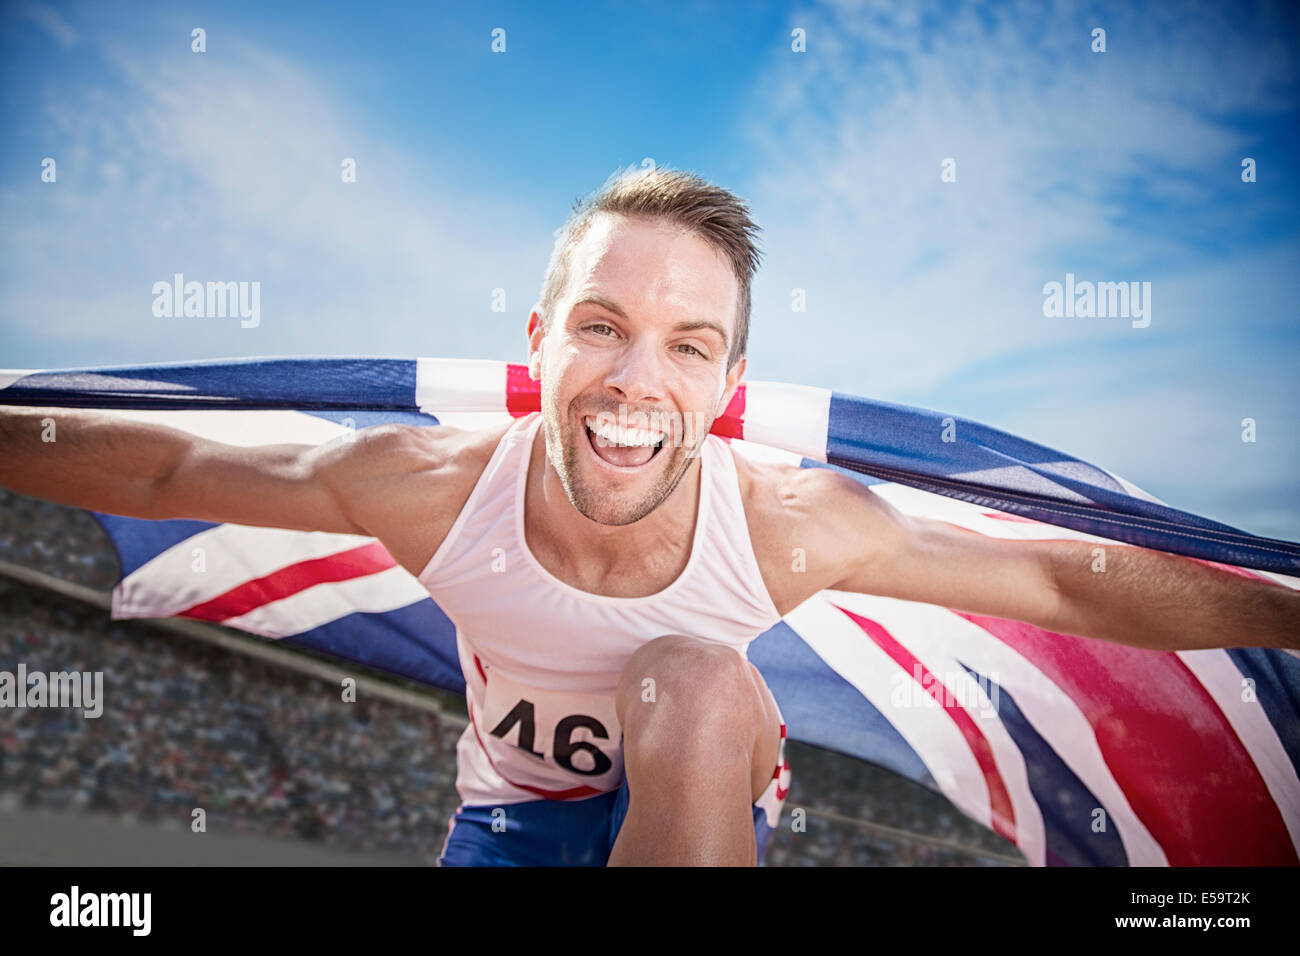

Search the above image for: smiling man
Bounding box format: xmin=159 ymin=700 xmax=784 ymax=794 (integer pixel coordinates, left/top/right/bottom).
xmin=423 ymin=176 xmax=795 ymax=866
xmin=2 ymin=166 xmax=1297 ymax=867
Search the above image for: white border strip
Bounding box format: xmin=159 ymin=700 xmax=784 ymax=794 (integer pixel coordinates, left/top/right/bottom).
xmin=1176 ymin=648 xmax=1300 ymax=853
xmin=220 ymin=565 xmax=430 ymax=637
xmin=415 ymin=357 xmax=508 ymax=413
xmin=742 ymin=381 xmax=831 ymax=463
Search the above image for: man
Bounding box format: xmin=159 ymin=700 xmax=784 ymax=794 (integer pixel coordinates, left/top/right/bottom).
xmin=1 ymin=167 xmax=1296 ymax=867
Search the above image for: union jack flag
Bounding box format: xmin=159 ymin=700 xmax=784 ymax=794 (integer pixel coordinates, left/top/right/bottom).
xmin=3 ymin=355 xmax=1298 ymax=865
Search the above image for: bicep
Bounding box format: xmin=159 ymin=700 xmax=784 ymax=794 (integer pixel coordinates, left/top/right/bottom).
xmin=828 ymin=482 xmax=1063 ymax=627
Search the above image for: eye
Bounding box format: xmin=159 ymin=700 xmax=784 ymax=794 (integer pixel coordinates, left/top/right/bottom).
xmin=585 ymin=323 xmax=615 ymax=336
xmin=676 ymin=343 xmax=707 ymax=358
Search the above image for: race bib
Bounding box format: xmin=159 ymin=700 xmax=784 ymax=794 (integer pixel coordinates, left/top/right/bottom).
xmin=478 ymin=661 xmax=624 ymax=793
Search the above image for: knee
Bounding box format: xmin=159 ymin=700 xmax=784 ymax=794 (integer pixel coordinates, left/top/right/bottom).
xmin=615 ymin=635 xmax=760 ymax=744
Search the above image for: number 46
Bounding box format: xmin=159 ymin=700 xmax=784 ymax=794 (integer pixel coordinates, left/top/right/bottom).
xmin=489 ymin=699 xmax=613 ymax=776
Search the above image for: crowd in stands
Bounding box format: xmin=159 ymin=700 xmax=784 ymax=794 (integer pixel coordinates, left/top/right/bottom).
xmin=0 ymin=489 xmax=117 ymax=590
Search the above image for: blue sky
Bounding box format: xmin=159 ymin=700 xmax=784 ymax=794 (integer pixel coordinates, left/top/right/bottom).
xmin=2 ymin=0 xmax=1298 ymax=538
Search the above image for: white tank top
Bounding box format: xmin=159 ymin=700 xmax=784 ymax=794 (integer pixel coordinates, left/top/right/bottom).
xmin=418 ymin=411 xmax=783 ymax=807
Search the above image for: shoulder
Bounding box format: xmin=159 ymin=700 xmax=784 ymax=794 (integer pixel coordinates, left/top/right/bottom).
xmin=731 ymin=449 xmax=901 ymax=613
xmin=324 ymin=419 xmax=513 ymax=483
xmin=732 ymin=449 xmax=887 ymax=526
xmin=323 ymin=418 xmax=517 ymax=577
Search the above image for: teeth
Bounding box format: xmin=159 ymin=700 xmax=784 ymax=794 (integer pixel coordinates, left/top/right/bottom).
xmin=585 ymin=416 xmax=665 ymax=447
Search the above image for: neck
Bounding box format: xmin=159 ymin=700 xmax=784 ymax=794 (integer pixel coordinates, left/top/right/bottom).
xmin=525 ymin=418 xmax=701 ymax=575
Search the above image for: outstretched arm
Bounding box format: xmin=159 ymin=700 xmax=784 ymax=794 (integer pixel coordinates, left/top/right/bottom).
xmin=0 ymin=407 xmax=433 ymax=537
xmin=1035 ymin=541 xmax=1297 ymax=652
xmin=801 ymin=468 xmax=1299 ymax=652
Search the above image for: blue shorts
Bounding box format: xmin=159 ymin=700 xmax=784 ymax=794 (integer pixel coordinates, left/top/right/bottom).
xmin=437 ymin=730 xmax=790 ymax=866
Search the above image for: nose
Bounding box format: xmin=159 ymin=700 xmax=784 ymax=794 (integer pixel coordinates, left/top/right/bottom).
xmin=604 ymin=337 xmax=666 ymax=406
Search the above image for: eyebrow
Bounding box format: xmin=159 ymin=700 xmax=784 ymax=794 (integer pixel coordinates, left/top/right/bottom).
xmin=571 ymin=294 xmax=729 ymax=347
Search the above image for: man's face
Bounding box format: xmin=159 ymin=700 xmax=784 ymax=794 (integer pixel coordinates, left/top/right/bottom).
xmin=529 ymin=213 xmax=746 ymax=526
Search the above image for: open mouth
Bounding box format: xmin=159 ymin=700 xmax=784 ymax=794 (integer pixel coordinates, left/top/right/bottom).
xmin=583 ymin=415 xmax=666 ymax=471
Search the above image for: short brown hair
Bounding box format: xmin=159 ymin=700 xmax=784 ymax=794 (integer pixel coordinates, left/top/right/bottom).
xmin=535 ymin=165 xmax=763 ymax=370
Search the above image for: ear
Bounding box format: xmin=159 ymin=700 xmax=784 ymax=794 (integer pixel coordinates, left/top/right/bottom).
xmin=718 ymin=354 xmax=747 ymax=417
xmin=527 ymin=308 xmax=545 ymax=380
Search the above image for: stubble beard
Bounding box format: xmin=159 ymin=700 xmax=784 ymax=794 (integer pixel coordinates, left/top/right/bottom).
xmin=543 ymin=399 xmax=702 ymax=527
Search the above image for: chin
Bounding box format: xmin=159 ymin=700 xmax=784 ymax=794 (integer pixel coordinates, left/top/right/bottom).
xmin=565 ymin=461 xmax=666 ymax=527
xmin=571 ymin=497 xmax=654 ymax=527
xmin=563 ymin=438 xmax=680 ymax=526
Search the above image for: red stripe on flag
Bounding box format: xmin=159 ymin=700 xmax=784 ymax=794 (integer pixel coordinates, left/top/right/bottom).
xmin=833 ymin=602 xmax=1020 ymax=845
xmin=506 ymin=363 xmax=541 ymax=417
xmin=956 ymin=612 xmax=1297 ymax=866
xmin=178 ymin=542 xmax=397 ymax=622
xmin=709 ymin=383 xmax=746 ymax=440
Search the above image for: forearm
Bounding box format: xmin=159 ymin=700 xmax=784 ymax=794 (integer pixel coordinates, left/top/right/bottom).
xmin=1049 ymin=540 xmax=1300 ymax=651
xmin=0 ymin=406 xmax=185 ymax=518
